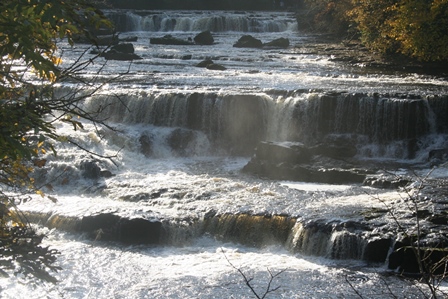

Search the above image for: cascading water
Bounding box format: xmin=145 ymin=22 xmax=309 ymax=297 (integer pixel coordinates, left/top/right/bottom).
xmin=4 ymin=9 xmax=448 ymax=299
xmin=106 ymin=10 xmax=298 ymax=32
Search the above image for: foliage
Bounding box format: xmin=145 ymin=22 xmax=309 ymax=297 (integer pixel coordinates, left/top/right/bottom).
xmin=0 ymin=0 xmax=111 ymax=282
xmin=303 ymin=0 xmax=448 ymax=61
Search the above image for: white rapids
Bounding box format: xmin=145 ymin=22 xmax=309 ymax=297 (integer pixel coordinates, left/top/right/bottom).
xmin=2 ymin=9 xmax=448 ymax=299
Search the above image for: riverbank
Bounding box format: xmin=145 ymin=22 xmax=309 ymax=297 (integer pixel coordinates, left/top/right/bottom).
xmin=295 ymin=34 xmax=448 ymax=77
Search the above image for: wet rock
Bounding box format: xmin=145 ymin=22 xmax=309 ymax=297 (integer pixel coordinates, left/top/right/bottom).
xmin=428 ymin=214 xmax=448 ymax=225
xmin=255 ymin=141 xmax=311 ymax=164
xmin=206 ymin=63 xmax=227 ymax=71
xmin=363 ymin=176 xmax=411 ymax=189
xmin=80 ymin=161 xmax=101 ymax=180
xmin=429 ymin=148 xmax=448 ymax=166
xmin=102 ymin=49 xmax=142 ymax=61
xmin=243 ymin=141 xmax=366 ymax=184
xmin=119 ymin=36 xmax=138 ymax=42
xmin=233 ymin=35 xmax=263 ymax=48
xmin=167 ymin=128 xmax=195 ymax=156
xmin=95 ymin=35 xmax=119 ymax=46
xmin=363 ymin=238 xmax=392 ymax=263
xmin=80 ymin=213 xmax=162 ymax=244
xmin=313 ymin=134 xmax=358 ymax=158
xmin=111 ymin=43 xmax=135 ymax=54
xmin=263 ymin=37 xmax=290 ymax=49
xmin=139 ymin=134 xmax=153 ymax=157
xmin=194 ymin=30 xmax=214 ymax=45
xmin=196 ymin=58 xmax=214 ymax=68
xmin=150 ymin=34 xmax=194 ymax=45
xmin=181 ymin=54 xmax=192 ymax=60
xmin=100 ymin=170 xmax=114 ymax=178
xmin=387 ymin=234 xmax=448 ymax=275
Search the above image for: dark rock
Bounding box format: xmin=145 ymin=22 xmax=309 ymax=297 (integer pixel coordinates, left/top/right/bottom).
xmin=80 ymin=213 xmax=162 ymax=244
xmin=314 ymin=168 xmax=366 ymax=184
xmin=167 ymin=128 xmax=196 ymax=156
xmin=150 ymin=34 xmax=194 ymax=45
xmin=233 ymin=35 xmax=263 ymax=48
xmin=363 ymin=238 xmax=392 ymax=263
xmin=102 ymin=50 xmax=142 ymax=61
xmin=139 ymin=134 xmax=153 ymax=157
xmin=255 ymin=141 xmax=311 ymax=164
xmin=119 ymin=36 xmax=138 ymax=42
xmin=429 ymin=148 xmax=448 ymax=166
xmin=363 ymin=176 xmax=411 ymax=189
xmin=196 ymin=59 xmax=214 ymax=68
xmin=263 ymin=37 xmax=290 ymax=49
xmin=111 ymin=43 xmax=135 ymax=54
xmin=100 ymin=170 xmax=114 ymax=178
xmin=242 ymin=141 xmax=366 ymax=184
xmin=428 ymin=214 xmax=448 ymax=225
xmin=387 ymin=240 xmax=448 ymax=275
xmin=95 ymin=35 xmax=119 ymax=46
xmin=311 ymin=143 xmax=357 ymax=158
xmin=206 ymin=63 xmax=227 ymax=71
xmin=181 ymin=54 xmax=192 ymax=60
xmin=80 ymin=161 xmax=101 ymax=180
xmin=194 ymin=30 xmax=214 ymax=45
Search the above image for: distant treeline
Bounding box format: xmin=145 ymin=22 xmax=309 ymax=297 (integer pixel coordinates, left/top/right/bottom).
xmin=104 ymin=0 xmax=303 ymax=10
xmin=301 ymin=0 xmax=448 ymax=62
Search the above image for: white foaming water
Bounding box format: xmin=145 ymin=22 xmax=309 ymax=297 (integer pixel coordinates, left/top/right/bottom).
xmin=0 ymin=230 xmax=435 ymax=299
xmin=4 ymin=10 xmax=448 ymax=298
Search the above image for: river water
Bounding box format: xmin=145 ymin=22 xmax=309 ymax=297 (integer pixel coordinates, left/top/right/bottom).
xmin=2 ymin=10 xmax=448 ymax=298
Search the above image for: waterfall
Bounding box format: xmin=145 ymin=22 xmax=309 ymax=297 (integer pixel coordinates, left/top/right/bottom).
xmin=80 ymin=90 xmax=448 ymax=158
xmin=286 ymin=221 xmax=368 ymax=260
xmin=105 ymin=10 xmax=298 ymax=32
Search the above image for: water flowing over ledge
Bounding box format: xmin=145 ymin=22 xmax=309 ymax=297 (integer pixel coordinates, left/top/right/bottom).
xmin=7 ymin=9 xmax=448 ymax=298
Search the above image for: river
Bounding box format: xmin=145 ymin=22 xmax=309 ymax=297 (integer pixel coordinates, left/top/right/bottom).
xmin=2 ymin=9 xmax=448 ymax=298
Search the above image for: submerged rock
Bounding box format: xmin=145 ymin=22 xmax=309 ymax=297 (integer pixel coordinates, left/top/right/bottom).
xmin=206 ymin=63 xmax=227 ymax=71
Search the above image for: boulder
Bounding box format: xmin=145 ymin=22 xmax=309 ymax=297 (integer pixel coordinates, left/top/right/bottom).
xmin=363 ymin=238 xmax=392 ymax=263
xmin=139 ymin=134 xmax=153 ymax=157
xmin=111 ymin=43 xmax=135 ymax=54
xmin=167 ymin=128 xmax=196 ymax=156
xmin=233 ymin=35 xmax=263 ymax=48
xmin=263 ymin=37 xmax=290 ymax=49
xmin=80 ymin=161 xmax=101 ymax=180
xmin=196 ymin=59 xmax=214 ymax=68
xmin=102 ymin=50 xmax=142 ymax=61
xmin=80 ymin=213 xmax=162 ymax=244
xmin=242 ymin=141 xmax=367 ymax=184
xmin=194 ymin=30 xmax=214 ymax=45
xmin=95 ymin=35 xmax=119 ymax=46
xmin=150 ymin=35 xmax=194 ymax=45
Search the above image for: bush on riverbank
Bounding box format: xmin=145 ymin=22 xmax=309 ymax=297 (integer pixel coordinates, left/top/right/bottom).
xmin=301 ymin=0 xmax=448 ymax=62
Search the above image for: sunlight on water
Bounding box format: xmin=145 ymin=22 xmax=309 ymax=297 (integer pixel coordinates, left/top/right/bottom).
xmin=5 ymin=9 xmax=448 ymax=298
xmin=0 ymin=230 xmax=434 ymax=299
